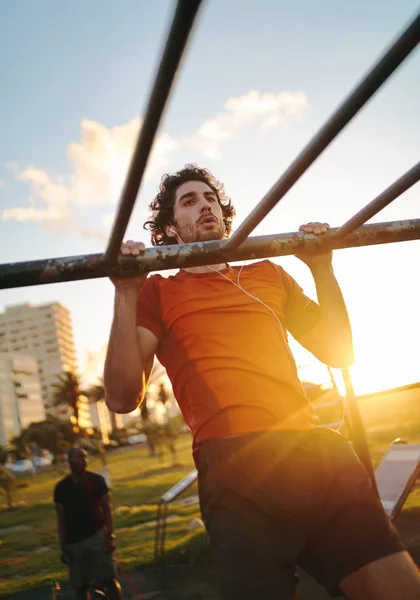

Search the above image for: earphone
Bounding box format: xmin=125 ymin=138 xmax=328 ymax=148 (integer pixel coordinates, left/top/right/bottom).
xmin=170 ymin=226 xmax=293 ymax=346
xmin=168 ymin=225 xmax=345 ymax=431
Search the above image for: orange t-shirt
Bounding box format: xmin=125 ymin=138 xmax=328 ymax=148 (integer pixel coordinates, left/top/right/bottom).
xmin=136 ymin=260 xmax=319 ymax=445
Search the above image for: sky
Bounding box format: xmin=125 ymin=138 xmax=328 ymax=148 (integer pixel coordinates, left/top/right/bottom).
xmin=0 ymin=0 xmax=419 ymax=396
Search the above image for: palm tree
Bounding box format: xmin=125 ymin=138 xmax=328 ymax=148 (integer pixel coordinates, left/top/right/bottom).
xmin=51 ymin=371 xmax=84 ymax=433
xmin=157 ymin=381 xmax=170 ymax=405
xmin=86 ymin=376 xmax=119 ymax=433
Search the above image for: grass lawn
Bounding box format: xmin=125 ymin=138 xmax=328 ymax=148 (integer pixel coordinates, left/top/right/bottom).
xmin=0 ymin=435 xmax=203 ymax=597
xmin=1 ymin=384 xmax=420 ymax=597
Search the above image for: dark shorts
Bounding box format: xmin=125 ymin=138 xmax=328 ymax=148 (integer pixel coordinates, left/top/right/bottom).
xmin=65 ymin=529 xmax=118 ymax=590
xmin=197 ymin=428 xmax=405 ymax=599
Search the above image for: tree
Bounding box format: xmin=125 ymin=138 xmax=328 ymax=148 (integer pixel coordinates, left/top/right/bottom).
xmin=9 ymin=434 xmax=30 ymax=460
xmin=86 ymin=376 xmax=118 ymax=433
xmin=0 ymin=445 xmax=9 ymax=466
xmin=51 ymin=371 xmax=84 ymax=436
xmin=157 ymin=381 xmax=170 ymax=406
xmin=19 ymin=418 xmax=73 ymax=457
xmin=0 ymin=465 xmax=16 ymax=508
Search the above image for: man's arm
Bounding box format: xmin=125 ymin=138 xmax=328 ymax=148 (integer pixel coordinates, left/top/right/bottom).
xmin=104 ymin=241 xmax=159 ymax=414
xmin=293 ymin=222 xmax=354 ymax=368
xmin=299 ymin=260 xmax=354 ymax=368
xmin=99 ymin=492 xmax=115 ymax=543
xmin=55 ymin=503 xmax=67 ymax=552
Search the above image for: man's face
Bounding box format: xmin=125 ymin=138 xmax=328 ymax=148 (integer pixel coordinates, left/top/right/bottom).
xmin=70 ymin=449 xmax=88 ymax=474
xmin=170 ymin=180 xmax=225 ymax=244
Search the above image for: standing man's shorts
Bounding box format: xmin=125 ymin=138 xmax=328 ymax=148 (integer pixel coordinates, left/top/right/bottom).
xmin=198 ymin=428 xmax=405 ymax=600
xmin=65 ymin=528 xmax=118 ymax=590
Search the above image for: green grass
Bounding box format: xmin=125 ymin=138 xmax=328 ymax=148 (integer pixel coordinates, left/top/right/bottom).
xmin=2 ymin=385 xmax=420 ymax=597
xmin=0 ymin=436 xmax=203 ymax=597
xmin=359 ymin=385 xmax=420 ymax=466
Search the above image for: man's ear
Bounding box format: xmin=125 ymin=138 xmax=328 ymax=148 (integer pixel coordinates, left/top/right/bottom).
xmin=165 ymin=224 xmax=177 ymax=239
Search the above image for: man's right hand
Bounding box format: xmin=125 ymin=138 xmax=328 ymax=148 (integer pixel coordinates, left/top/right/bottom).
xmin=110 ymin=240 xmax=147 ymax=291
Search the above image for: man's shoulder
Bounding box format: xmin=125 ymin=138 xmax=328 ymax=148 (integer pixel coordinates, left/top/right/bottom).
xmin=246 ymin=259 xmax=286 ymax=277
xmin=86 ymin=470 xmax=108 ymax=490
xmin=54 ymin=474 xmax=71 ymax=497
xmin=140 ymin=271 xmax=186 ymax=296
xmin=140 ymin=273 xmax=163 ymax=292
xmin=140 ymin=272 xmax=179 ymax=297
xmin=86 ymin=470 xmax=104 ymax=481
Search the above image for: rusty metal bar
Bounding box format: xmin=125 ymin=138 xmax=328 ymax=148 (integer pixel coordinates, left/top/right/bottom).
xmin=223 ymin=11 xmax=420 ymax=251
xmin=335 ymin=161 xmax=420 ymax=238
xmin=102 ymin=0 xmax=203 ymax=264
xmin=0 ymin=218 xmax=419 ymax=290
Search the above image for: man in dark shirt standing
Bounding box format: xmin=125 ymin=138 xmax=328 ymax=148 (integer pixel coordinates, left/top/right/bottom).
xmin=54 ymin=447 xmax=122 ymax=600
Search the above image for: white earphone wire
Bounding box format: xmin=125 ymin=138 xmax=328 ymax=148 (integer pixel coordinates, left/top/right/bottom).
xmin=171 ymin=229 xmax=345 ymax=431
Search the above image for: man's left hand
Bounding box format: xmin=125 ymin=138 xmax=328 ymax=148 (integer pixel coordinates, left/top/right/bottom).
xmin=296 ymin=222 xmax=332 ymax=270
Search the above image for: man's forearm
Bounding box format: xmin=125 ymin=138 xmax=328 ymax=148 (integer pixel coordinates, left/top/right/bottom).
xmin=102 ymin=505 xmax=114 ymax=537
xmin=311 ymin=262 xmax=354 ymax=365
xmin=104 ymin=288 xmax=144 ymax=413
xmin=57 ymin=517 xmax=66 ymax=550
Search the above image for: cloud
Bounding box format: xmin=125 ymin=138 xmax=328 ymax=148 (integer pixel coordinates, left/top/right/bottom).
xmin=188 ymin=90 xmax=308 ymax=160
xmin=67 ymin=118 xmax=179 ymax=207
xmin=1 ymin=89 xmax=307 ymax=237
xmin=0 ymin=119 xmax=179 ymax=238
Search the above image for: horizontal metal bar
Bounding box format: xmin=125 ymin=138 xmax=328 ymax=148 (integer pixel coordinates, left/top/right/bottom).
xmin=335 ymin=161 xmax=420 ymax=238
xmin=0 ymin=218 xmax=419 ymax=290
xmin=103 ymin=0 xmax=203 ymax=264
xmin=223 ymin=11 xmax=420 ymax=251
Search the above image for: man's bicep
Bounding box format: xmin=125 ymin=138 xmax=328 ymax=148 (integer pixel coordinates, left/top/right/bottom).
xmin=137 ymin=326 xmax=159 ymax=382
xmin=55 ymin=503 xmax=65 ymax=518
xmin=99 ymin=491 xmax=111 ymax=507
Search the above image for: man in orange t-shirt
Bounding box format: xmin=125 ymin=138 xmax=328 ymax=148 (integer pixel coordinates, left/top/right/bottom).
xmin=104 ymin=165 xmax=419 ymax=600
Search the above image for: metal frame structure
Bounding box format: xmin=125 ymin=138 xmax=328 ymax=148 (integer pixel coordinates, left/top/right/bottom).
xmin=154 ymin=468 xmax=198 ymax=562
xmin=1 ymin=3 xmax=419 ymax=487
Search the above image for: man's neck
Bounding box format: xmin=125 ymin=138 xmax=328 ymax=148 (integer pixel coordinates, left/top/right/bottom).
xmin=70 ymin=471 xmax=85 ymax=482
xmin=183 ymin=263 xmax=228 ymax=274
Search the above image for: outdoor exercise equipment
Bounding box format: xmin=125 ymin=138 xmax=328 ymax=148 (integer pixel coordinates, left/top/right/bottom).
xmin=1 ymin=0 xmax=419 ymax=578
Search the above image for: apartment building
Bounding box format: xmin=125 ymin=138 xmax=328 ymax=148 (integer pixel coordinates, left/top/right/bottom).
xmin=0 ymin=353 xmax=45 ymax=446
xmin=0 ymin=302 xmax=78 ymax=418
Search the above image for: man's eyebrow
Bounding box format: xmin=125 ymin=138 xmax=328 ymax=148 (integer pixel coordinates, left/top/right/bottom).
xmin=179 ymin=191 xmax=195 ymax=202
xmin=178 ymin=190 xmax=217 ymax=202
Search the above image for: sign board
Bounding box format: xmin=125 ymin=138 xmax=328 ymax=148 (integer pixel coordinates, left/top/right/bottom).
xmin=375 ymin=444 xmax=420 ymax=519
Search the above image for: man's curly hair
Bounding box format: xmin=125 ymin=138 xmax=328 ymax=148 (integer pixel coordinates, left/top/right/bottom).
xmin=143 ymin=164 xmax=236 ymax=246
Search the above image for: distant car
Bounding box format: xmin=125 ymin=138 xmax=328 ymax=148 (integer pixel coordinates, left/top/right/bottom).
xmin=33 ymin=456 xmax=53 ymax=468
xmin=127 ymin=434 xmax=147 ymax=445
xmin=11 ymin=459 xmax=36 ymax=475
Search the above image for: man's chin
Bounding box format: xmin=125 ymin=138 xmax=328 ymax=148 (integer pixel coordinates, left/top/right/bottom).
xmin=198 ymin=230 xmax=224 ymax=242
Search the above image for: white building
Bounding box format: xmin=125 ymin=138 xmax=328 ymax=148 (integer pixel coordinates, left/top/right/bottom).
xmin=0 ymin=353 xmax=45 ymax=446
xmin=0 ymin=302 xmax=78 ymax=418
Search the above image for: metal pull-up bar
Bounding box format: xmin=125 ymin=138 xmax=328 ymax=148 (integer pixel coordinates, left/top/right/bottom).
xmin=334 ymin=161 xmax=420 ymax=238
xmin=1 ymin=2 xmax=419 ymax=515
xmin=102 ymin=0 xmax=203 ymax=265
xmin=1 ymin=218 xmax=418 ymax=290
xmin=222 ymin=11 xmax=420 ymax=252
